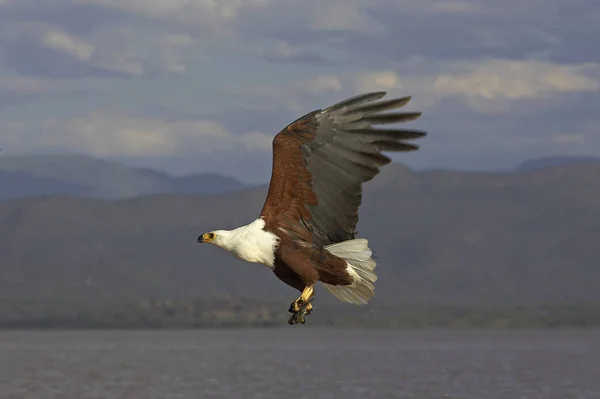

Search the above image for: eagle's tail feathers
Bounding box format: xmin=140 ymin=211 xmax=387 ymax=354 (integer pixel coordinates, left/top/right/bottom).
xmin=320 ymin=238 xmax=378 ymax=305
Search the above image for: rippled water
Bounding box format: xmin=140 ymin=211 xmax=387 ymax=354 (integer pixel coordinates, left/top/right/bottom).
xmin=0 ymin=329 xmax=598 ymax=398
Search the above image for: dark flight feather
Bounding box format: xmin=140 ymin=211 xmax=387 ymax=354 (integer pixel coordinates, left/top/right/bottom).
xmin=260 ymin=91 xmax=426 ymax=248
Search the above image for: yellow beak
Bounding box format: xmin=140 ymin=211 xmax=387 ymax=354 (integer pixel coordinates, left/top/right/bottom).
xmin=197 ymin=233 xmax=212 ymax=243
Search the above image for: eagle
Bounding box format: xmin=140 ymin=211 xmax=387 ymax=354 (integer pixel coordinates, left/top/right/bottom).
xmin=198 ymin=91 xmax=426 ymax=325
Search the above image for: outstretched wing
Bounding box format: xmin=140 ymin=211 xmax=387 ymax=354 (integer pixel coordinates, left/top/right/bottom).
xmin=260 ymin=91 xmax=426 ymax=248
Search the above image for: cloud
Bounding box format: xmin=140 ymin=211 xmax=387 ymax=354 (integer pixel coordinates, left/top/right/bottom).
xmin=255 ymin=0 xmax=600 ymax=71
xmin=0 ymin=75 xmax=101 ymax=108
xmin=0 ymin=76 xmax=54 ymax=94
xmin=71 ymin=0 xmax=273 ymax=31
xmin=290 ymin=74 xmax=342 ymax=95
xmin=429 ymin=1 xmax=481 ymax=14
xmin=354 ymin=70 xmax=401 ymax=92
xmin=153 ymin=33 xmax=194 ymax=74
xmin=306 ymin=1 xmax=384 ymax=33
xmin=433 ymin=59 xmax=600 ymax=101
xmin=235 ymin=70 xmax=405 ymax=112
xmin=255 ymin=40 xmax=334 ymax=65
xmin=1 ymin=111 xmax=273 ymax=157
xmin=0 ymin=15 xmax=196 ymax=78
xmin=41 ymin=28 xmax=95 ymax=61
xmin=228 ymin=74 xmax=344 ymax=113
xmin=314 ymin=58 xmax=600 ymax=114
xmin=0 ymin=0 xmax=598 ymax=181
xmin=85 ymin=28 xmax=195 ymax=76
xmin=3 ymin=0 xmax=597 ymax=81
xmin=234 ymin=58 xmax=599 ymax=113
xmin=238 ymin=131 xmax=273 ymax=151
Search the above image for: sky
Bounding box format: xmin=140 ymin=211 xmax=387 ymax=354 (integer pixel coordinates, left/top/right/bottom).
xmin=0 ymin=0 xmax=598 ymax=183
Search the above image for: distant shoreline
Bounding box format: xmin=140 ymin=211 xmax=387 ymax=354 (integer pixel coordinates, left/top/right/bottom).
xmin=1 ymin=325 xmax=599 ymax=331
xmin=2 ymin=302 xmax=599 ymax=330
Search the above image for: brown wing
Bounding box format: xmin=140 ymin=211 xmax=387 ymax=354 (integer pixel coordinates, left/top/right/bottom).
xmin=260 ymin=91 xmax=426 ymax=248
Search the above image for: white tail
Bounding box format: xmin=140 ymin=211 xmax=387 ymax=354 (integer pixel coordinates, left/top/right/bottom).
xmin=321 ymin=238 xmax=378 ymax=305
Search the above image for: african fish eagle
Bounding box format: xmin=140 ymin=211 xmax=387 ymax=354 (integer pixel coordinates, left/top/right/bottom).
xmin=198 ymin=91 xmax=426 ymax=325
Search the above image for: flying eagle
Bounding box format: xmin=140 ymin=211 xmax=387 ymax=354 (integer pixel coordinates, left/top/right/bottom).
xmin=198 ymin=91 xmax=426 ymax=325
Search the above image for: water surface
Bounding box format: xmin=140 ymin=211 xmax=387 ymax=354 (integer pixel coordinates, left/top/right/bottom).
xmin=0 ymin=329 xmax=598 ymax=398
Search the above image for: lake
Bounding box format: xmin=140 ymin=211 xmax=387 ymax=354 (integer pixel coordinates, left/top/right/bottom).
xmin=0 ymin=329 xmax=598 ymax=398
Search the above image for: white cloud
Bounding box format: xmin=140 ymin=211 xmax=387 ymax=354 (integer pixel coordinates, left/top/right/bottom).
xmin=228 ymin=58 xmax=600 ymax=118
xmin=235 ymin=39 xmax=334 ymax=66
xmin=268 ymin=41 xmax=297 ymax=60
xmin=306 ymin=2 xmax=383 ymax=33
xmin=27 ymin=23 xmax=197 ymax=77
xmin=1 ymin=0 xmax=598 ymax=177
xmin=152 ymin=33 xmax=194 ymax=74
xmin=290 ymin=74 xmax=342 ymax=95
xmin=238 ymin=131 xmax=273 ymax=151
xmin=229 ymin=74 xmax=343 ymax=112
xmin=432 ymin=59 xmax=600 ymax=101
xmin=340 ymin=59 xmax=600 ymax=113
xmin=354 ymin=70 xmax=401 ymax=92
xmin=89 ymin=28 xmax=196 ymax=76
xmin=0 ymin=75 xmax=103 ymax=100
xmin=1 ymin=111 xmax=272 ymax=157
xmin=41 ymin=29 xmax=95 ymax=61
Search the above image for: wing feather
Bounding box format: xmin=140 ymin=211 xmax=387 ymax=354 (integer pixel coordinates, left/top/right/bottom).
xmin=260 ymin=91 xmax=426 ymax=247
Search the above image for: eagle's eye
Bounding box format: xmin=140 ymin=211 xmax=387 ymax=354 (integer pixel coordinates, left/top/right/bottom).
xmin=207 ymin=232 xmax=215 ymax=239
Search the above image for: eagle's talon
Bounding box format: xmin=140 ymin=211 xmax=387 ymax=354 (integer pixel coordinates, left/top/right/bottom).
xmin=288 ymin=309 xmax=307 ymax=325
xmin=287 ymin=299 xmax=313 ymax=325
xmin=305 ymin=303 xmax=313 ymax=315
xmin=289 ymin=298 xmax=304 ymax=313
xmin=288 ymin=312 xmax=301 ymax=325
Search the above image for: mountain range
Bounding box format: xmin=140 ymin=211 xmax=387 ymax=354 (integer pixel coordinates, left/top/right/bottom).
xmin=514 ymin=155 xmax=600 ymax=171
xmin=0 ymin=153 xmax=246 ymax=200
xmin=1 ymin=154 xmax=599 ymax=327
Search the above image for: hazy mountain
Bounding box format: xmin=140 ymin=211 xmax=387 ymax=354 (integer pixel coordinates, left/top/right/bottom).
xmin=515 ymin=155 xmax=600 ymax=171
xmin=0 ymin=153 xmax=246 ymax=200
xmin=1 ymin=160 xmax=599 ymax=326
xmin=0 ymin=170 xmax=91 ymax=199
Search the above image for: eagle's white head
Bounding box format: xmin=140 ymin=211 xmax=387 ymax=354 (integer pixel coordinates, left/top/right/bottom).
xmin=197 ymin=218 xmax=279 ymax=268
xmin=197 ymin=230 xmax=228 ymax=247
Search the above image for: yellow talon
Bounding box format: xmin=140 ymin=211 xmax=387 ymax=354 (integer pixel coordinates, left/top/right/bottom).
xmin=287 ymin=286 xmax=315 ymax=325
xmin=289 ymin=285 xmax=314 ymax=313
xmin=291 ymin=300 xmax=301 ymax=313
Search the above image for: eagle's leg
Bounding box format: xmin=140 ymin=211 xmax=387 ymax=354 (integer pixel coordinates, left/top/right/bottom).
xmin=289 ymin=285 xmax=314 ymax=312
xmin=288 ymin=285 xmax=314 ymax=325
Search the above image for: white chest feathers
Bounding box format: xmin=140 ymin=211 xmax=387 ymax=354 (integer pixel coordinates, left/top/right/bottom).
xmin=210 ymin=218 xmax=279 ymax=268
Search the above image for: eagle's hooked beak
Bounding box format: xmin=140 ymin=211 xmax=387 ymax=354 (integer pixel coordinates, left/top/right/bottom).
xmin=197 ymin=232 xmax=215 ymax=243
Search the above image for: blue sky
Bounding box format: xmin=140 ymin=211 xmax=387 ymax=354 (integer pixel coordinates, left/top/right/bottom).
xmin=0 ymin=0 xmax=598 ymax=182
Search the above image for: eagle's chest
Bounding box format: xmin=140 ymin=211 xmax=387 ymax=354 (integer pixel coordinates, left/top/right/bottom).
xmin=230 ymin=230 xmax=279 ymax=269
